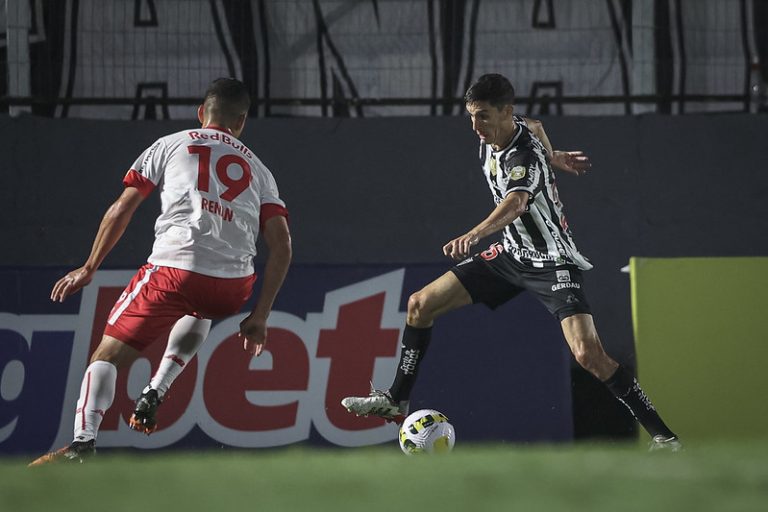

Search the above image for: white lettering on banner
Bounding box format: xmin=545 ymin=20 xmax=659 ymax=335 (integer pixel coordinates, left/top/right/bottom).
xmin=0 ymin=419 xmax=16 ymax=445
xmin=0 ymin=270 xmax=406 ymax=451
xmin=0 ymin=312 xmax=81 ymax=445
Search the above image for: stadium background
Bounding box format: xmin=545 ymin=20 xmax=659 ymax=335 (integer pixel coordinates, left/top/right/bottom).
xmin=1 ymin=0 xmax=767 ymax=456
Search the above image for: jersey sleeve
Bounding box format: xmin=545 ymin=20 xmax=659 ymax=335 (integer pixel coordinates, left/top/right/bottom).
xmin=124 ymin=138 xmax=168 ymax=195
xmin=500 ymin=146 xmax=543 ymax=200
xmin=259 ymin=203 xmax=290 ymax=232
xmin=258 ymin=168 xmax=286 ymax=207
xmin=122 ymin=169 xmax=155 ymax=197
xmin=257 ymin=167 xmax=289 ymax=232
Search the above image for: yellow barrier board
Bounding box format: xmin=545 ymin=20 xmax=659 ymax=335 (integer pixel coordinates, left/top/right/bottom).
xmin=630 ymin=257 xmax=768 ymax=441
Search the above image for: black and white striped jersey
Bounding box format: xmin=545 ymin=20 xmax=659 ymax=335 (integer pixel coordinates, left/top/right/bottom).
xmin=478 ymin=116 xmax=592 ymax=270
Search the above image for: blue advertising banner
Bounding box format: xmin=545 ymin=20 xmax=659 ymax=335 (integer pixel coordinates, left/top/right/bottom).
xmin=0 ymin=265 xmax=573 ymax=455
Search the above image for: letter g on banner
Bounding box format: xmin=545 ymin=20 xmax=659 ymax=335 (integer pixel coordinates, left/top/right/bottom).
xmin=0 ymin=314 xmax=76 ymax=454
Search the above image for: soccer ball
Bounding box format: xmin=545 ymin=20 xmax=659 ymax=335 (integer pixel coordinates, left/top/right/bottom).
xmin=398 ymin=409 xmax=455 ymax=455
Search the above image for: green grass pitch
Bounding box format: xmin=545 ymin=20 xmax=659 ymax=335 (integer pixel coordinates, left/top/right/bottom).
xmin=3 ymin=440 xmax=767 ymax=511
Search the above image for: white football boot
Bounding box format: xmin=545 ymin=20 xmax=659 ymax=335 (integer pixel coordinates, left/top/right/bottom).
xmin=341 ymin=388 xmax=409 ymax=424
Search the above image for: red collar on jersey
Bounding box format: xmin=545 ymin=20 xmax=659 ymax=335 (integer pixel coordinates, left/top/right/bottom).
xmin=202 ymin=124 xmax=234 ymax=135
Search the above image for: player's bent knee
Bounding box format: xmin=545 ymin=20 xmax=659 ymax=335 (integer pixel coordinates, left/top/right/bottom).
xmin=407 ymin=291 xmax=435 ymax=326
xmin=569 ymin=339 xmax=603 ymax=373
xmin=571 ymin=345 xmax=589 ymax=369
xmin=89 ymin=335 xmax=139 ymax=368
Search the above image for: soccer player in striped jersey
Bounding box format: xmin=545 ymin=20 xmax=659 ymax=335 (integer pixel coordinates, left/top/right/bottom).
xmin=29 ymin=78 xmax=292 ymax=465
xmin=343 ymin=74 xmax=680 ymax=451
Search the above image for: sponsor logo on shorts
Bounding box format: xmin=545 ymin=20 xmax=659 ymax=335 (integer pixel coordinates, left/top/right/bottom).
xmin=556 ymin=270 xmax=571 ymax=283
xmin=551 ymin=282 xmax=581 ymax=292
xmin=480 ymin=243 xmax=503 ymax=261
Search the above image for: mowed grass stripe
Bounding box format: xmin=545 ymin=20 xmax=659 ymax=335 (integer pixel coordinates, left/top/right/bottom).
xmin=2 ymin=441 xmax=767 ymax=512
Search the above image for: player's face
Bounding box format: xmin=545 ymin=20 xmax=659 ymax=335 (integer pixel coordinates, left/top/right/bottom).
xmin=466 ymin=101 xmax=513 ymax=146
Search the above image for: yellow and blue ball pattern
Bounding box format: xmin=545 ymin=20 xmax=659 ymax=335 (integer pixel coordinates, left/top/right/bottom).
xmin=398 ymin=409 xmax=455 ymax=455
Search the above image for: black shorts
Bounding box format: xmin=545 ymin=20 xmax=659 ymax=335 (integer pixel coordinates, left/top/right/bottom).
xmin=450 ymin=243 xmax=591 ymax=321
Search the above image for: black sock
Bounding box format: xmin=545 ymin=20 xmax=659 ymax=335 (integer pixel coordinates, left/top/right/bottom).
xmin=389 ymin=325 xmax=432 ymax=402
xmin=604 ymin=366 xmax=676 ymax=439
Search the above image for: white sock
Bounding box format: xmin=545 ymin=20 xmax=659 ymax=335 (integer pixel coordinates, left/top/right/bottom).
xmin=73 ymin=361 xmax=117 ymax=443
xmin=149 ymin=316 xmax=211 ymax=399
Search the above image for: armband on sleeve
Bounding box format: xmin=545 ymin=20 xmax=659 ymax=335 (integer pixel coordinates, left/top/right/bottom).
xmin=259 ymin=203 xmax=289 ymax=232
xmin=123 ymin=169 xmax=156 ymax=198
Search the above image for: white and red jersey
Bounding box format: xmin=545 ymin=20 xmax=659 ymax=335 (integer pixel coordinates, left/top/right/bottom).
xmin=123 ymin=125 xmax=288 ymax=278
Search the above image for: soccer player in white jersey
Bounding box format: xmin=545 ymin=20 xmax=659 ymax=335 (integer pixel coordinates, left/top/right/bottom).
xmin=29 ymin=78 xmax=292 ymax=465
xmin=342 ymin=74 xmax=681 ymax=451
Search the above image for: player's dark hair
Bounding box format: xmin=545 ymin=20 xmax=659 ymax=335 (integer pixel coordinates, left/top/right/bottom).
xmin=203 ymin=78 xmax=251 ymax=123
xmin=464 ymin=74 xmax=515 ymax=109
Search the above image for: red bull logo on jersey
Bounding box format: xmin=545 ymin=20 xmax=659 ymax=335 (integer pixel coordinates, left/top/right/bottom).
xmin=0 ymin=269 xmax=406 ymax=454
xmin=188 ymin=130 xmax=253 ymax=159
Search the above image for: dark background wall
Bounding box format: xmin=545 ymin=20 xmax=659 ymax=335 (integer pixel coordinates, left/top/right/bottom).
xmin=3 ymin=113 xmax=768 ymax=443
xmin=3 ymin=113 xmax=767 ymax=370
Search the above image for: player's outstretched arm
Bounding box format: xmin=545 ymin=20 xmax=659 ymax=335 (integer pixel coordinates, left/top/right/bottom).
xmin=240 ymin=215 xmax=292 ymax=357
xmin=442 ymin=191 xmax=529 ymax=261
xmin=524 ymin=117 xmax=592 ymax=176
xmin=550 ymin=150 xmax=591 ymax=176
xmin=51 ymin=187 xmax=145 ymax=303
